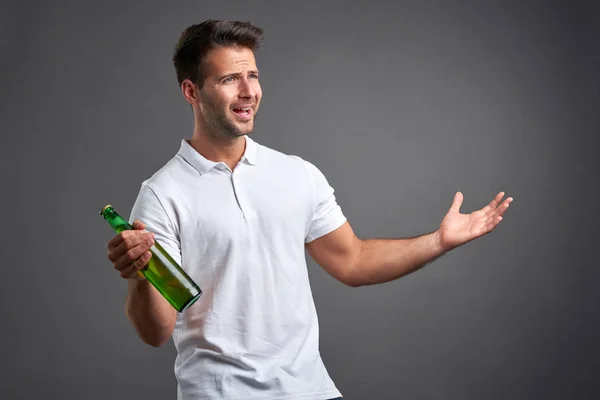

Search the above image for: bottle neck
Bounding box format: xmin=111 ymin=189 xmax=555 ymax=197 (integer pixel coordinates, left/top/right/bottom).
xmin=102 ymin=208 xmax=133 ymax=233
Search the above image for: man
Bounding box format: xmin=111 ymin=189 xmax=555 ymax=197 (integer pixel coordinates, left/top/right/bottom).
xmin=106 ymin=19 xmax=513 ymax=400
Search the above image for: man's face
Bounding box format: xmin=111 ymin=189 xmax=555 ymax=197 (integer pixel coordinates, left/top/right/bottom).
xmin=197 ymin=46 xmax=262 ymax=138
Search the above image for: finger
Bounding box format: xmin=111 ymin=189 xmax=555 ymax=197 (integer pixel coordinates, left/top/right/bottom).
xmin=497 ymin=199 xmax=512 ymax=217
xmin=132 ymin=220 xmax=146 ymax=231
xmin=483 ymin=191 xmax=505 ymax=212
xmin=120 ymin=251 xmax=152 ymax=279
xmin=489 ymin=212 xmax=504 ymax=222
xmin=483 ymin=221 xmax=496 ymax=234
xmin=488 ymin=197 xmax=512 ymax=218
xmin=121 ymin=251 xmax=152 ymax=279
xmin=483 ymin=192 xmax=508 ymax=215
xmin=108 ymin=231 xmax=155 ymax=262
xmin=112 ymin=234 xmax=155 ymax=270
xmin=483 ymin=215 xmax=503 ymax=231
xmin=106 ymin=227 xmax=149 ymax=251
xmin=107 ymin=232 xmax=125 ymax=251
xmin=113 ymin=237 xmax=155 ymax=271
xmin=477 ymin=220 xmax=494 ymax=236
xmin=449 ymin=191 xmax=463 ymax=213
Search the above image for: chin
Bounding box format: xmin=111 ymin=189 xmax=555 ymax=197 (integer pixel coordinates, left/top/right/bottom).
xmin=225 ymin=127 xmax=253 ymax=138
xmin=236 ymin=124 xmax=254 ymax=136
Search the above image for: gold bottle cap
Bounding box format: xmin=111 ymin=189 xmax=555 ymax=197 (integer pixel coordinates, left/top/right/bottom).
xmin=100 ymin=204 xmax=112 ymax=215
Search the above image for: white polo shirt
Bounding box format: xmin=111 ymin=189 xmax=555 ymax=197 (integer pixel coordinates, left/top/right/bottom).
xmin=129 ymin=135 xmax=347 ymax=400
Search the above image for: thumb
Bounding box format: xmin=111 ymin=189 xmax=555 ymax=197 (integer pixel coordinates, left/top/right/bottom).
xmin=132 ymin=219 xmax=147 ymax=231
xmin=449 ymin=191 xmax=463 ymax=213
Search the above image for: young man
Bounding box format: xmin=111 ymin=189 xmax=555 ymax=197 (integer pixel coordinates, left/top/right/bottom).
xmin=106 ymin=20 xmax=513 ymax=400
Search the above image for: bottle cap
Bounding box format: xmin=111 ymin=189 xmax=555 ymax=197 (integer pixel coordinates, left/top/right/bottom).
xmin=100 ymin=204 xmax=112 ymax=215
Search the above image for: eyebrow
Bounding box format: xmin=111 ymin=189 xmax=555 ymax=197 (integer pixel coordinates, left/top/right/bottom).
xmin=217 ymin=70 xmax=260 ymax=81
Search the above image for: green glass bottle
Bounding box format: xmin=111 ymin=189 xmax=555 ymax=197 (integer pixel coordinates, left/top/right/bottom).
xmin=99 ymin=204 xmax=202 ymax=312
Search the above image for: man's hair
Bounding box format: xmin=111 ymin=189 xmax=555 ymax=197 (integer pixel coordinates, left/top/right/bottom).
xmin=172 ymin=19 xmax=264 ymax=88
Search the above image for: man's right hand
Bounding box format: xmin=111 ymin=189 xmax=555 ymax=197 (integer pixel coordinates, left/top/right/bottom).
xmin=107 ymin=220 xmax=155 ymax=280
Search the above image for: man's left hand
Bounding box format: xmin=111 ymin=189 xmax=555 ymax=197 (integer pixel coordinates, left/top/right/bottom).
xmin=435 ymin=191 xmax=513 ymax=252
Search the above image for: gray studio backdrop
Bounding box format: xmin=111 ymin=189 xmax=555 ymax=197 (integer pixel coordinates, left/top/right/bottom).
xmin=1 ymin=1 xmax=598 ymax=399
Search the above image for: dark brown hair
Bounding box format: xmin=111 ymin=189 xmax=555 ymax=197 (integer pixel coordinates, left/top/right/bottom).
xmin=172 ymin=19 xmax=264 ymax=88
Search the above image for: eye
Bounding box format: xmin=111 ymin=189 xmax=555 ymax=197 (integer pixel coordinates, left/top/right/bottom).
xmin=223 ymin=76 xmax=237 ymax=83
xmin=249 ymin=73 xmax=259 ymax=80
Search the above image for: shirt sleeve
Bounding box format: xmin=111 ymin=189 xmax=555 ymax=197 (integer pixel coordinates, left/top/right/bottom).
xmin=303 ymin=160 xmax=347 ymax=243
xmin=129 ymin=182 xmax=182 ymax=266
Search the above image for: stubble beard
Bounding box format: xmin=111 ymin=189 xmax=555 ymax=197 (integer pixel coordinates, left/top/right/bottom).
xmin=200 ymin=94 xmax=256 ymax=140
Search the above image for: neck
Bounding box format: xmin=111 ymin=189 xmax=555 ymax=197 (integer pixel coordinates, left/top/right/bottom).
xmin=189 ymin=126 xmax=246 ymax=171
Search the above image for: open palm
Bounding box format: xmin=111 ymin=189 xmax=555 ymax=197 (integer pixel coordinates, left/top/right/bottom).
xmin=437 ymin=191 xmax=513 ymax=251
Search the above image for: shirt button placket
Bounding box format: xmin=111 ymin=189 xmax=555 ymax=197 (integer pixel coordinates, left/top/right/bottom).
xmin=231 ymin=172 xmax=248 ymax=220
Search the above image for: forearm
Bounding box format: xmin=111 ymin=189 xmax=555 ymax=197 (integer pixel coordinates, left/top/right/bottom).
xmin=349 ymin=231 xmax=446 ymax=286
xmin=125 ymin=279 xmax=176 ymax=347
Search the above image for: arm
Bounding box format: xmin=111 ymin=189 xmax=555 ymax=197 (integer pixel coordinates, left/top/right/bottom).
xmin=117 ymin=183 xmax=182 ymax=347
xmin=306 ymin=191 xmax=513 ymax=287
xmin=108 ymin=221 xmax=177 ymax=347
xmin=125 ymin=275 xmax=177 ymax=347
xmin=306 ymin=222 xmax=445 ymax=287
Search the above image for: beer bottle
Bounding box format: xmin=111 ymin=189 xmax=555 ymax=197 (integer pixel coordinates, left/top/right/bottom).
xmin=100 ymin=205 xmax=202 ymax=312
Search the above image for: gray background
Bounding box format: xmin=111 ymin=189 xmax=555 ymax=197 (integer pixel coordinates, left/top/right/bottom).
xmin=1 ymin=0 xmax=598 ymax=399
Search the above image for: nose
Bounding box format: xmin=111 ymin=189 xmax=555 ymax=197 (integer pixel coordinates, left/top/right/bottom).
xmin=238 ymin=77 xmax=255 ymax=99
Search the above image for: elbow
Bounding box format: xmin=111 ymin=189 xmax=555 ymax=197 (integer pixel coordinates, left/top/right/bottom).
xmin=344 ymin=275 xmax=366 ymax=288
xmin=125 ymin=308 xmax=175 ymax=348
xmin=341 ymin=267 xmax=366 ymax=288
xmin=142 ymin=334 xmax=171 ymax=348
xmin=137 ymin=325 xmax=174 ymax=348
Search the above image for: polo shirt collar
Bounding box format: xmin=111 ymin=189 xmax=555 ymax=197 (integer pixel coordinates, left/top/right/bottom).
xmin=242 ymin=135 xmax=258 ymax=166
xmin=178 ymin=135 xmax=258 ymax=175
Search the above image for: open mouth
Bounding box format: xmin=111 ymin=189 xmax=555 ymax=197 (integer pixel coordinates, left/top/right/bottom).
xmin=232 ymin=107 xmax=252 ymax=117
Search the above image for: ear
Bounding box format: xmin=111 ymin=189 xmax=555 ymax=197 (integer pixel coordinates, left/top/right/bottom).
xmin=181 ymin=79 xmax=199 ymax=105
